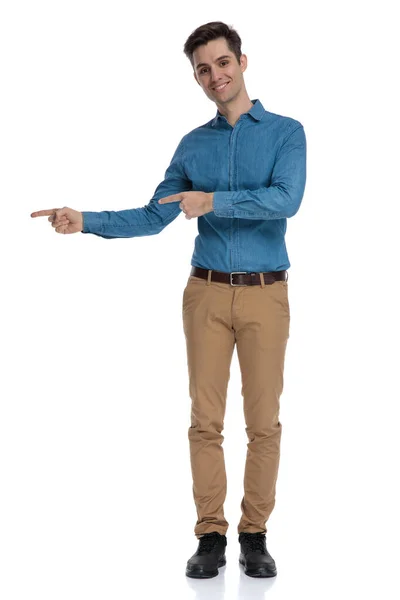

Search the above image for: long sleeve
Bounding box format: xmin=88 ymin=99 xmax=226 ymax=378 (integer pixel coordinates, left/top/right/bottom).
xmin=81 ymin=137 xmax=192 ymax=238
xmin=212 ymin=124 xmax=307 ymax=220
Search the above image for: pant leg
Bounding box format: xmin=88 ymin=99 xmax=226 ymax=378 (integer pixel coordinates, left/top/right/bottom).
xmin=182 ymin=275 xmax=235 ymax=538
xmin=233 ymin=279 xmax=290 ymax=534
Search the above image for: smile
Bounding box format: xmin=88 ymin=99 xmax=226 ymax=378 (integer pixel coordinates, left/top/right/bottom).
xmin=213 ymin=82 xmax=230 ymax=92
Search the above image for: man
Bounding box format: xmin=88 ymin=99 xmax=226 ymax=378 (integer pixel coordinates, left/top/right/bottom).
xmin=31 ymin=21 xmax=307 ymax=579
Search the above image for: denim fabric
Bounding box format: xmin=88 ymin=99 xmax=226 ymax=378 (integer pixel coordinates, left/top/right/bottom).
xmin=81 ymin=99 xmax=307 ymax=272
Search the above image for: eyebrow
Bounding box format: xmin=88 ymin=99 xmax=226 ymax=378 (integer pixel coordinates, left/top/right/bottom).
xmin=195 ymin=55 xmax=232 ymax=71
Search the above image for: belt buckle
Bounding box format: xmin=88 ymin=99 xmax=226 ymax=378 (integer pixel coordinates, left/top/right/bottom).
xmin=230 ymin=271 xmax=247 ymax=286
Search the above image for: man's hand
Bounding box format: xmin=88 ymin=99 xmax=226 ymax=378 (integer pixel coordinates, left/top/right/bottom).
xmin=158 ymin=191 xmax=214 ymax=220
xmin=31 ymin=207 xmax=83 ymax=234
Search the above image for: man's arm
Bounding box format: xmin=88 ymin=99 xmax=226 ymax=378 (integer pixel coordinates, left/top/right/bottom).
xmin=81 ymin=137 xmax=192 ymax=238
xmin=212 ymin=125 xmax=307 ymax=220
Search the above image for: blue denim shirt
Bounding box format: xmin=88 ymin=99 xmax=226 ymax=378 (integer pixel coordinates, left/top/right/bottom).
xmin=81 ymin=99 xmax=306 ymax=272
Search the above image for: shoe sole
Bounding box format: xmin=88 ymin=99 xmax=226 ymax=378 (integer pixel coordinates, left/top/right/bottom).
xmin=186 ymin=557 xmax=226 ymax=579
xmin=239 ymin=557 xmax=277 ymax=578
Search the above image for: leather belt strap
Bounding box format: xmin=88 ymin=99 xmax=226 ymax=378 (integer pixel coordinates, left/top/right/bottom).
xmin=190 ymin=266 xmax=287 ymax=286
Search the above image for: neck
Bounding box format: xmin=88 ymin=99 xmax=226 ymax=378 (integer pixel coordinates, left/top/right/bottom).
xmin=216 ymin=90 xmax=254 ymax=127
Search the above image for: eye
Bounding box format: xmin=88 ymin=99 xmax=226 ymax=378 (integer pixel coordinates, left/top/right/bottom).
xmin=200 ymin=67 xmax=208 ymax=74
xmin=220 ymin=61 xmax=229 ymax=66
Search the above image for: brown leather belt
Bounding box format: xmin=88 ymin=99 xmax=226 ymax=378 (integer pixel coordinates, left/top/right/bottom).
xmin=190 ymin=266 xmax=288 ymax=286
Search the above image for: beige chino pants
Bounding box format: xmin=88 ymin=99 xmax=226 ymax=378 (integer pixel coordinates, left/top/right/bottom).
xmin=182 ymin=271 xmax=290 ymax=539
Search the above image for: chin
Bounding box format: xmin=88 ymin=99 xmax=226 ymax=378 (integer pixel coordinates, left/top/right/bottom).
xmin=220 ymin=95 xmax=234 ymax=104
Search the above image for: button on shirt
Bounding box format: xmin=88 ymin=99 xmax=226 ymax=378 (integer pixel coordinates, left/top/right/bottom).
xmin=81 ymin=99 xmax=307 ymax=273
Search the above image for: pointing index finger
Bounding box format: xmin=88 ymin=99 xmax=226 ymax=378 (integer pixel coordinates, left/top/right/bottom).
xmin=158 ymin=194 xmax=182 ymax=204
xmin=31 ymin=209 xmax=58 ymax=218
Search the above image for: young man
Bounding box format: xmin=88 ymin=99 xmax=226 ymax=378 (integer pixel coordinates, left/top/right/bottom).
xmin=31 ymin=21 xmax=307 ymax=579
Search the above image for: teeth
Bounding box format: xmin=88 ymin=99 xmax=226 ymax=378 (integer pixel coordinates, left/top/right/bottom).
xmin=215 ymin=83 xmax=228 ymax=90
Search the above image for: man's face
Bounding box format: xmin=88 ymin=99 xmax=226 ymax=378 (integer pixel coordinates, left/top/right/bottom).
xmin=192 ymin=37 xmax=247 ymax=105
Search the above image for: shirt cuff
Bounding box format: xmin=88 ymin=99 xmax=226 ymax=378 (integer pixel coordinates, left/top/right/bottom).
xmin=212 ymin=191 xmax=234 ymax=214
xmin=81 ymin=211 xmax=103 ymax=234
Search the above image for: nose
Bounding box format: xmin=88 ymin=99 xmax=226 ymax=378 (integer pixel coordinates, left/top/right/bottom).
xmin=210 ymin=66 xmax=225 ymax=87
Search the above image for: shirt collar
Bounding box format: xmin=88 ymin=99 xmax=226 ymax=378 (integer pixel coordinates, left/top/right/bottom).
xmin=211 ymin=98 xmax=265 ymax=127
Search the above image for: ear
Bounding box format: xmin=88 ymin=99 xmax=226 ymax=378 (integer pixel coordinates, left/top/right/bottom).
xmin=240 ymin=54 xmax=248 ymax=73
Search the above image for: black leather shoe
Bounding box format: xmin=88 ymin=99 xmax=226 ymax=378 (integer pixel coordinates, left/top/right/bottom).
xmin=186 ymin=532 xmax=227 ymax=578
xmin=239 ymin=532 xmax=277 ymax=577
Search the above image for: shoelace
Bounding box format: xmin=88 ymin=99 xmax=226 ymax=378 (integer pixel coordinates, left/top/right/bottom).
xmin=240 ymin=533 xmax=266 ymax=553
xmin=198 ymin=533 xmax=222 ymax=554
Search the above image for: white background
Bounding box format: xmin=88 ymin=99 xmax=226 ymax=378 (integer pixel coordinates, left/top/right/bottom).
xmin=1 ymin=1 xmax=399 ymax=598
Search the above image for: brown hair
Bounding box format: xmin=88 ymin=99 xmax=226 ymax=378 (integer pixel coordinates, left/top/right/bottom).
xmin=183 ymin=21 xmax=242 ymax=68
